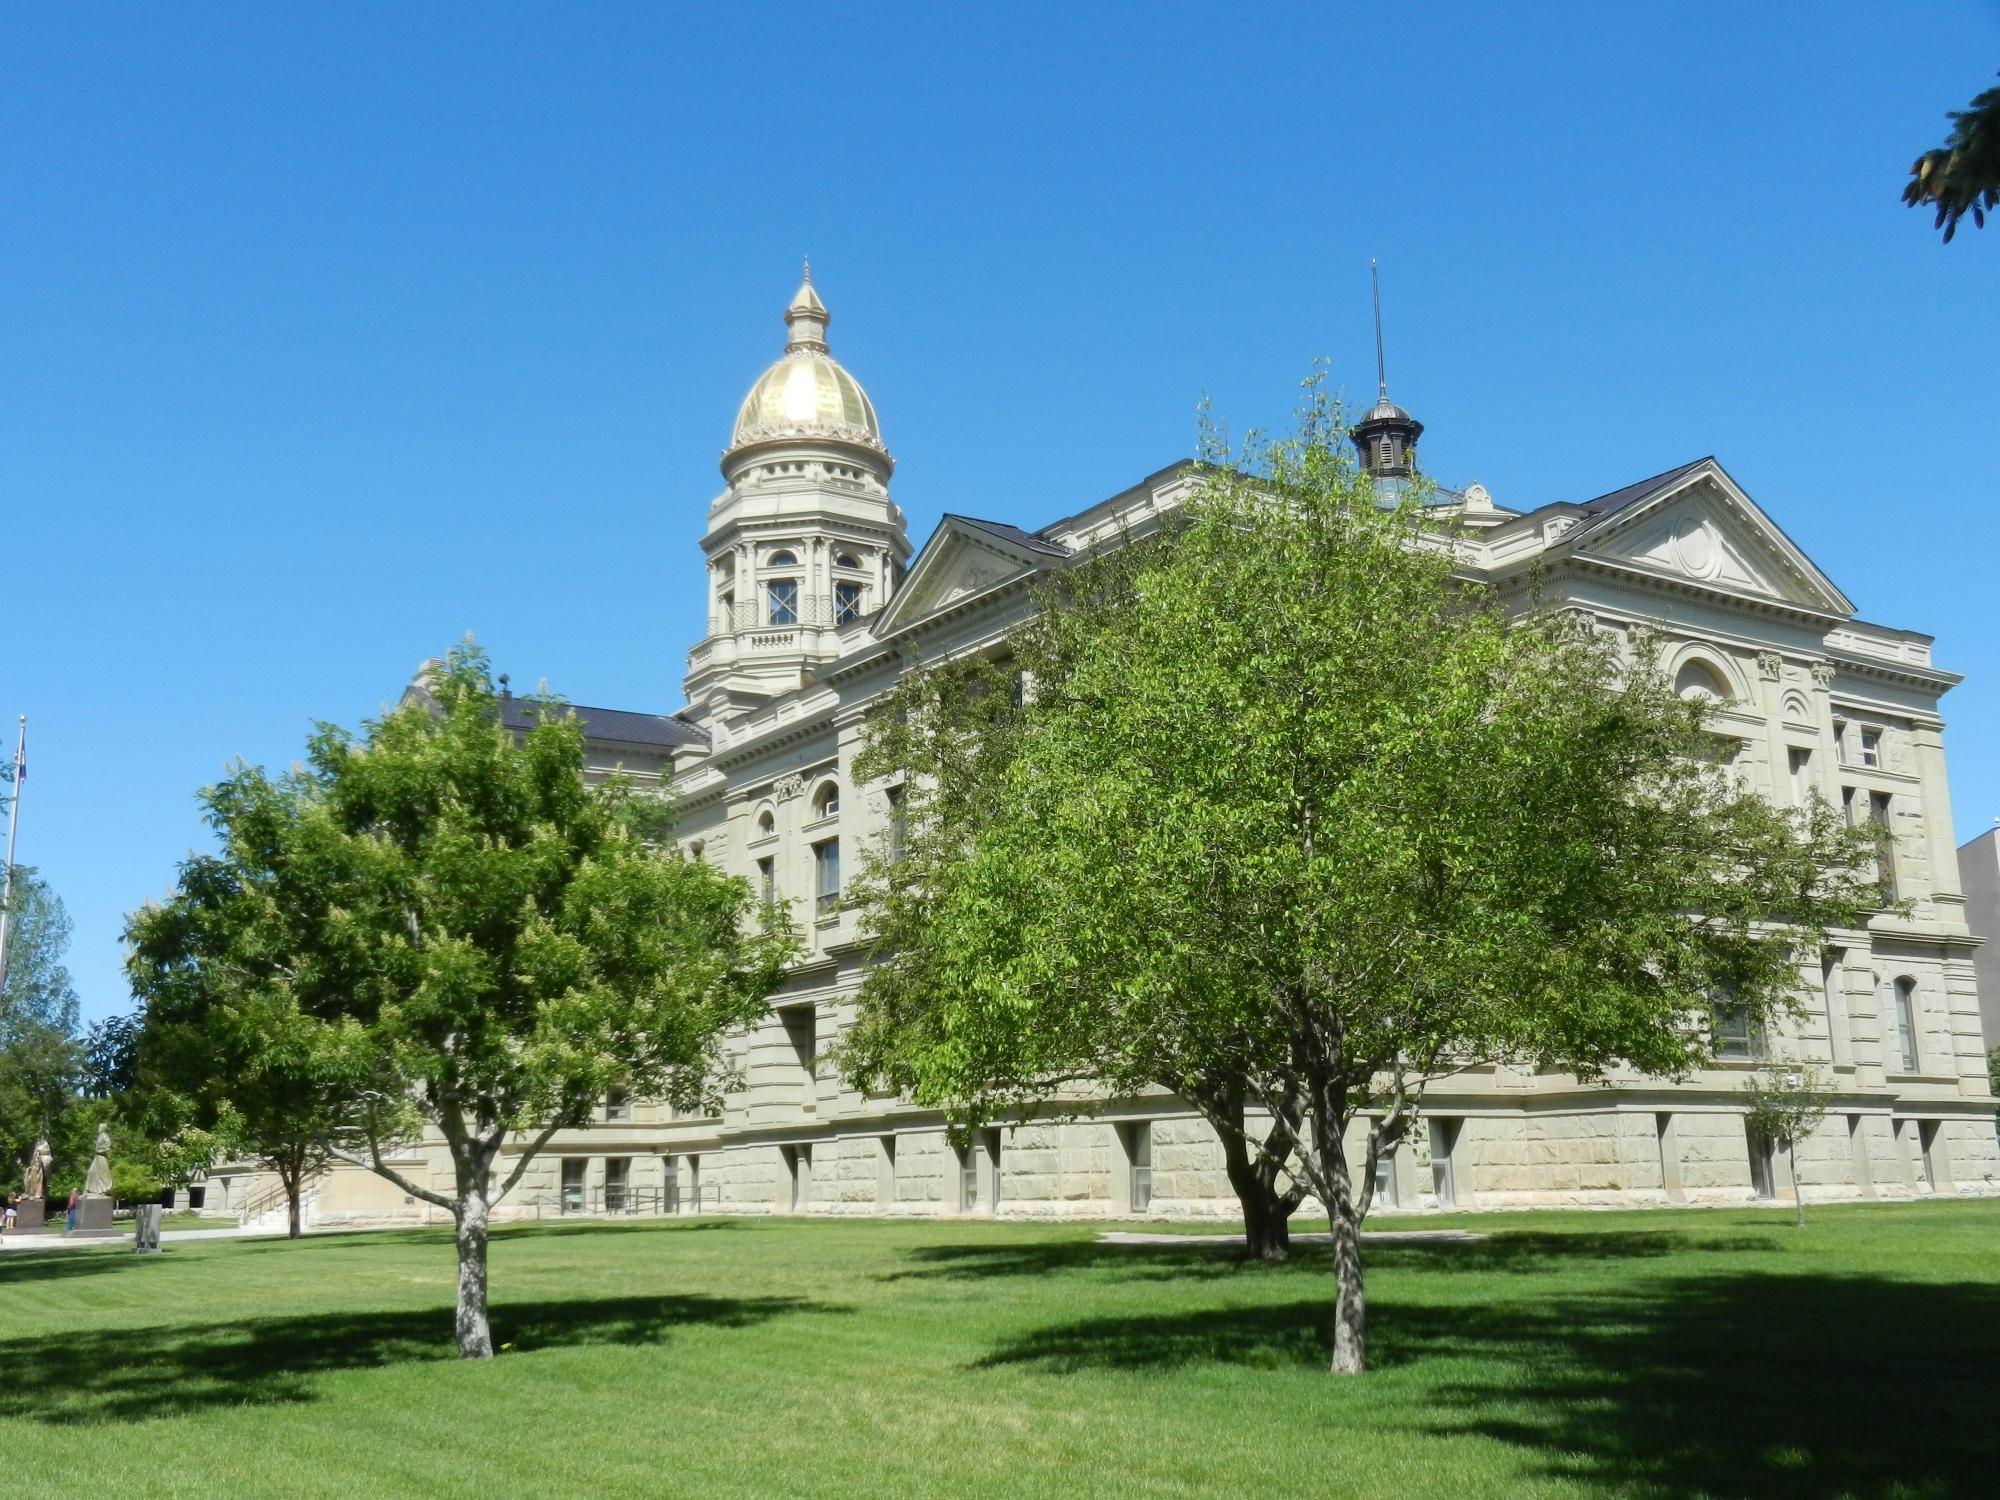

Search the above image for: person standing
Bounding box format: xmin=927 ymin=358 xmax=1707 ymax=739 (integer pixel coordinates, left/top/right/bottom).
xmin=3 ymin=1195 xmax=16 ymax=1231
xmin=64 ymin=1190 xmax=78 ymax=1233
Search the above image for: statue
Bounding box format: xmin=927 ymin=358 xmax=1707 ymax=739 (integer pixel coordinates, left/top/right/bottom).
xmin=22 ymin=1137 xmax=51 ymax=1200
xmin=83 ymin=1124 xmax=113 ymax=1198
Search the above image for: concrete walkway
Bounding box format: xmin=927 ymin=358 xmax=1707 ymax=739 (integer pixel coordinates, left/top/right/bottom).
xmin=1098 ymin=1228 xmax=1486 ymax=1247
xmin=0 ymin=1223 xmax=268 ymax=1253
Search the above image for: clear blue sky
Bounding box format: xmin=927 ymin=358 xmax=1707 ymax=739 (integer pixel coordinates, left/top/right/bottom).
xmin=4 ymin=4 xmax=1997 ymax=1025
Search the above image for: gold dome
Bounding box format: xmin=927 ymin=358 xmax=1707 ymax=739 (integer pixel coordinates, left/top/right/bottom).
xmin=725 ymin=267 xmax=888 ymax=466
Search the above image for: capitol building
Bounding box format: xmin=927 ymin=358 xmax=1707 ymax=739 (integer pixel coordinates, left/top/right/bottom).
xmin=208 ymin=272 xmax=1997 ymax=1229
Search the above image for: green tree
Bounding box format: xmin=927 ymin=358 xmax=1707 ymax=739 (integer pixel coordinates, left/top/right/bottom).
xmin=0 ymin=868 xmax=81 ymax=1040
xmin=1904 ymin=72 xmax=2000 ymax=242
xmin=1742 ymin=1064 xmax=1835 ymax=1228
xmin=844 ymin=652 xmax=1310 ymax=1258
xmin=126 ymin=644 xmax=791 ymax=1356
xmin=122 ymin=929 xmax=358 ymax=1237
xmin=845 ymin=383 xmax=1878 ymax=1374
xmin=0 ymin=1021 xmax=80 ymax=1193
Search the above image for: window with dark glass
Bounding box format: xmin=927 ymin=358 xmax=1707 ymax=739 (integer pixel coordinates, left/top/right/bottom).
xmin=604 ymin=1157 xmax=630 ymax=1213
xmin=560 ymin=1157 xmax=586 ymax=1213
xmin=757 ymin=855 xmax=776 ymax=906
xmin=604 ymin=1087 xmax=628 ymax=1122
xmin=834 ymin=551 xmax=862 ymax=570
xmin=1711 ymin=991 xmax=1762 ymax=1060
xmin=1869 ymin=792 xmax=1896 ymax=901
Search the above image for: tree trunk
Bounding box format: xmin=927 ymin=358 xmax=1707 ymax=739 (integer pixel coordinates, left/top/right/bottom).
xmin=287 ymin=1182 xmax=302 ymax=1239
xmin=1221 ymin=1127 xmax=1299 ymax=1261
xmin=453 ymin=1191 xmax=494 ymax=1359
xmin=1790 ymin=1142 xmax=1804 ymax=1228
xmin=1305 ymin=1092 xmax=1368 ymax=1374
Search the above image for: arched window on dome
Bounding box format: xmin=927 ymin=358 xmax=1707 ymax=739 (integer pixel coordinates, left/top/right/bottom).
xmin=1674 ymin=658 xmax=1732 ymax=704
xmin=755 ymin=807 xmax=776 ymax=839
xmin=768 ymin=549 xmax=798 ymax=567
xmin=812 ymin=780 xmax=841 ymax=820
xmin=834 ymin=551 xmax=862 ymax=570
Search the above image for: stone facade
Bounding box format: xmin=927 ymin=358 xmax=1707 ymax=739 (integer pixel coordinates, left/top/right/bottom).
xmin=220 ymin=274 xmax=1998 ymax=1229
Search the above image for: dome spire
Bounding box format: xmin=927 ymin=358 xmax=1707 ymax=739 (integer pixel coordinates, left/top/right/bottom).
xmin=1352 ymin=260 xmax=1423 ymax=482
xmin=785 ymin=260 xmax=830 ymax=353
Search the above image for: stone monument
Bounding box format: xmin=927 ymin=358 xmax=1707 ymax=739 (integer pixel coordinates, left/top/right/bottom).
xmin=13 ymin=1138 xmax=52 ymax=1233
xmin=74 ymin=1124 xmax=117 ymax=1234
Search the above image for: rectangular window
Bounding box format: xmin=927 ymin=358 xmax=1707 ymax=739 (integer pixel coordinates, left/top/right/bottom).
xmin=604 ymin=1087 xmax=628 ymax=1122
xmin=834 ymin=580 xmax=864 ymax=624
xmin=813 ymin=838 xmax=841 ymax=917
xmin=782 ymin=1005 xmax=816 ymax=1110
xmin=1428 ymin=1118 xmax=1459 ymax=1209
xmin=560 ymin=1157 xmax=586 ymax=1213
xmin=1891 ymin=978 xmax=1919 ymax=1072
xmin=1917 ymin=1120 xmax=1939 ymax=1190
xmin=1859 ymin=727 xmax=1882 ymax=768
xmin=958 ymin=1140 xmax=980 ymax=1214
xmin=1123 ymin=1121 xmax=1153 ymax=1212
xmin=1787 ymin=745 xmax=1813 ymax=805
xmin=1822 ymin=950 xmax=1849 ymax=1065
xmin=885 ymin=784 xmax=906 ymax=862
xmin=784 ymin=1143 xmax=812 ymax=1212
xmin=1712 ymin=996 xmax=1762 ymax=1061
xmin=766 ymin=578 xmax=799 ymax=626
xmin=1869 ymin=793 xmax=1896 ymax=902
xmin=1372 ymin=1144 xmax=1397 ymax=1210
xmin=1746 ymin=1125 xmax=1774 ymax=1199
xmin=877 ymin=1135 xmax=897 ymax=1207
xmin=604 ymin=1157 xmax=630 ymax=1213
xmin=757 ymin=855 xmax=776 ymax=906
xmin=982 ymin=1128 xmax=1002 ymax=1210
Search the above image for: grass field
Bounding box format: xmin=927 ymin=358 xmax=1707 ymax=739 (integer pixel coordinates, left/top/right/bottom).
xmin=4 ymin=1200 xmax=1995 ymax=1498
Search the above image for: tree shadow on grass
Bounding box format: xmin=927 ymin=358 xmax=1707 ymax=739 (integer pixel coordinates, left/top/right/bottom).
xmin=978 ymin=1270 xmax=2000 ymax=1498
xmin=0 ymin=1249 xmax=148 ymax=1287
xmin=0 ymin=1291 xmax=840 ymax=1426
xmin=886 ymin=1229 xmax=1780 ymax=1285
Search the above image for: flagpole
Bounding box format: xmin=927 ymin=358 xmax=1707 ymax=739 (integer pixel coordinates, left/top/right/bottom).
xmin=0 ymin=715 xmax=26 ymax=998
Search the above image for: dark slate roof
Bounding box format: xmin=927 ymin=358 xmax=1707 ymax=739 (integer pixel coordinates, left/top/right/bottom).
xmin=500 ymin=697 xmax=708 ymax=750
xmin=944 ymin=514 xmax=1072 ymax=557
xmin=1558 ymin=456 xmax=1712 ymax=542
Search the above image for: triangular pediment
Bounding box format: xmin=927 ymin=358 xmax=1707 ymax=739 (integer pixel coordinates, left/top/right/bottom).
xmin=1566 ymin=463 xmax=1853 ymax=616
xmin=871 ymin=515 xmax=1068 ymax=635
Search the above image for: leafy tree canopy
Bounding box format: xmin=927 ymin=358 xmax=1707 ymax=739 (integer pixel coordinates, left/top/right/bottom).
xmin=126 ymin=643 xmax=792 ymax=1354
xmin=845 ymin=381 xmax=1878 ymax=1373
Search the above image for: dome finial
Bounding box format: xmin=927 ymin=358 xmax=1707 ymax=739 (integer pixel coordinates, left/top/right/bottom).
xmin=785 ymin=263 xmax=830 ymax=353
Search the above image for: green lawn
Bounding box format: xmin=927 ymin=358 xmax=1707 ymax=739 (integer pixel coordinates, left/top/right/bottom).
xmin=4 ymin=1201 xmax=1995 ymax=1498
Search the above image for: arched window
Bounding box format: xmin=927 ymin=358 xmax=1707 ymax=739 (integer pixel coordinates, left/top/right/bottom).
xmin=813 ymin=780 xmax=841 ymax=819
xmin=834 ymin=551 xmax=862 ymax=570
xmin=755 ymin=808 xmax=775 ymax=838
xmin=1675 ymin=658 xmax=1731 ymax=703
xmin=768 ymin=549 xmax=798 ymax=567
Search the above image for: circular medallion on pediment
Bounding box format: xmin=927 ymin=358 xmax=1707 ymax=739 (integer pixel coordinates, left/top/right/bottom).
xmin=1673 ymin=522 xmax=1720 ymax=579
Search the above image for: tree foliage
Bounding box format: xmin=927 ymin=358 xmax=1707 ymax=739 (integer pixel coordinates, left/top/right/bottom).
xmin=843 ymin=381 xmax=1879 ymax=1374
xmin=1904 ymin=72 xmax=2000 ymax=242
xmin=126 ymin=643 xmax=791 ymax=1354
xmin=1742 ymin=1065 xmax=1835 ymax=1227
xmin=0 ymin=868 xmax=81 ymax=1039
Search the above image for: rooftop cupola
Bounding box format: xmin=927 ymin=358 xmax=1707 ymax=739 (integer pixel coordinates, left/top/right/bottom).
xmin=1352 ymin=261 xmax=1424 ymax=482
